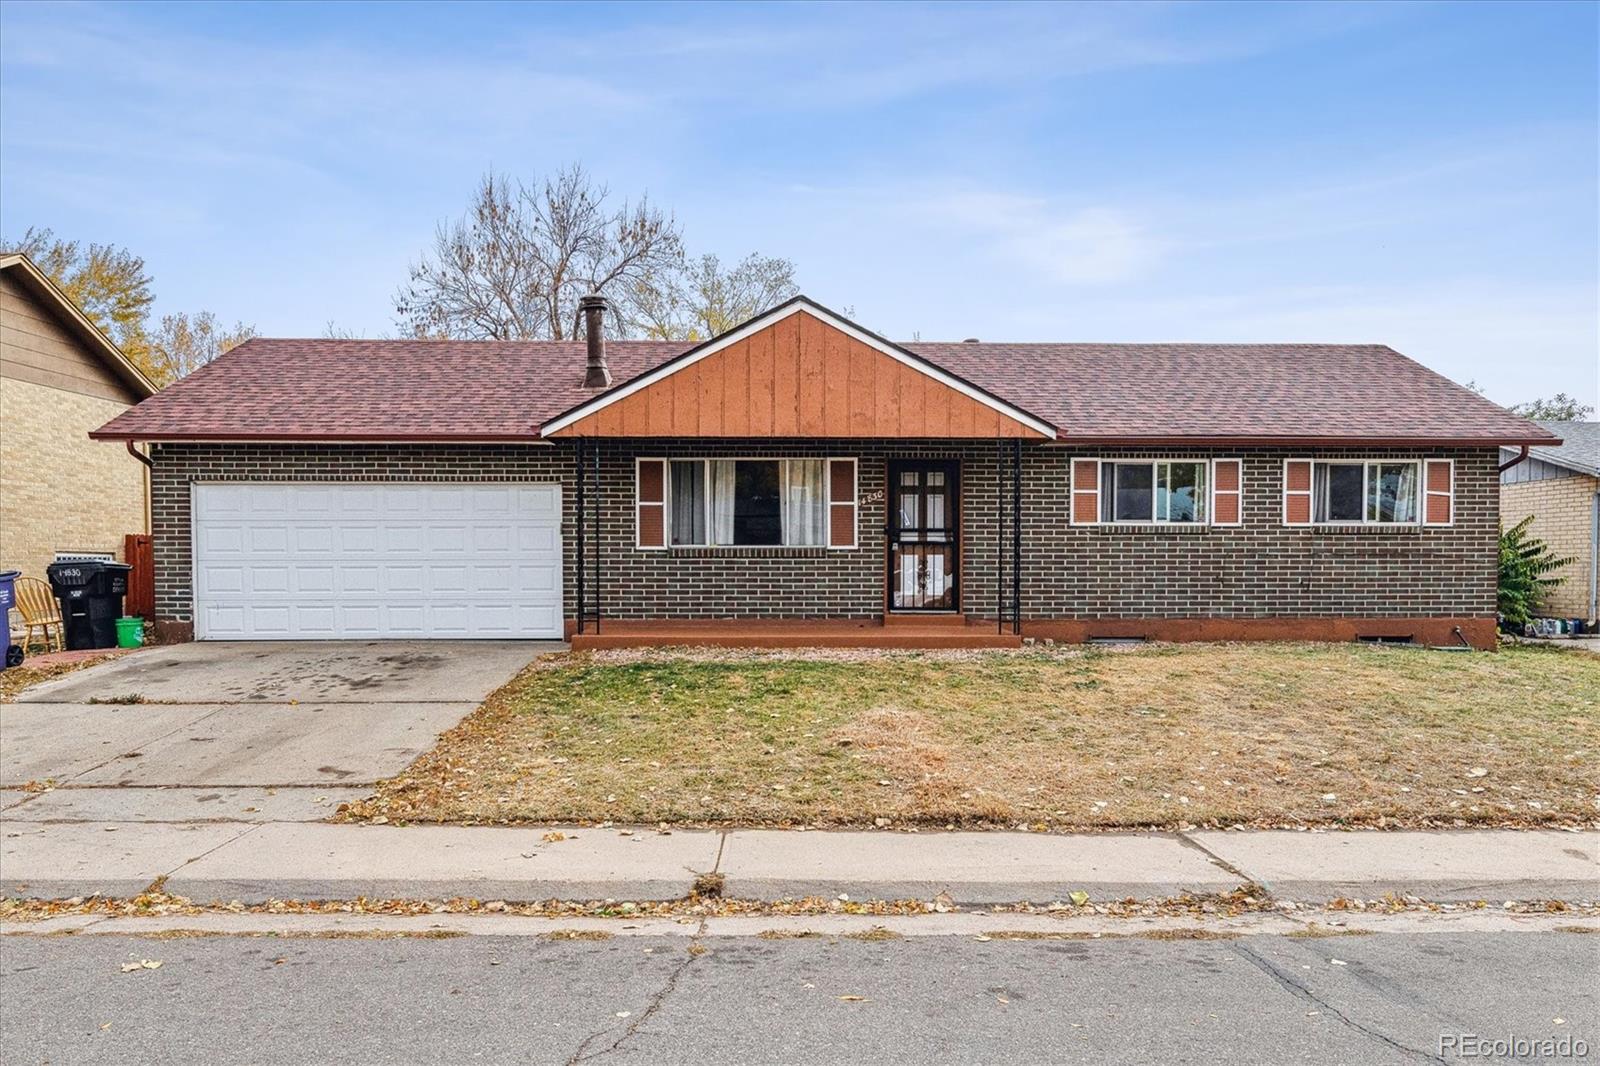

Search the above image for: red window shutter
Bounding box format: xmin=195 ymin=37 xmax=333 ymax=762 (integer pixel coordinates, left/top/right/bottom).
xmin=637 ymin=459 xmax=666 ymax=549
xmin=1284 ymin=460 xmax=1313 ymax=525
xmin=828 ymin=458 xmax=857 ymax=548
xmin=1423 ymin=459 xmax=1453 ymax=526
xmin=1211 ymin=459 xmax=1242 ymax=526
xmin=1071 ymin=459 xmax=1100 ymax=525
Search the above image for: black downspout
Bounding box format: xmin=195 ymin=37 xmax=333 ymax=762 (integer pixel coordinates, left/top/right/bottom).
xmin=996 ymin=438 xmax=1004 ymax=634
xmin=575 ymin=438 xmax=585 ymax=636
xmin=592 ymin=439 xmax=601 ymax=634
xmin=1012 ymin=438 xmax=1022 ymax=636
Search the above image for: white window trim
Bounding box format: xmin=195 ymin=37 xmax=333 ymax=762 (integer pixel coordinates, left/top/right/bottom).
xmin=1298 ymin=458 xmax=1426 ymax=528
xmin=635 ymin=457 xmax=667 ymax=551
xmin=663 ymin=456 xmax=834 ymax=550
xmin=1210 ymin=457 xmax=1243 ymax=527
xmin=1083 ymin=458 xmax=1217 ymax=527
xmin=1423 ymin=458 xmax=1454 ymax=527
xmin=827 ymin=456 xmax=858 ymax=550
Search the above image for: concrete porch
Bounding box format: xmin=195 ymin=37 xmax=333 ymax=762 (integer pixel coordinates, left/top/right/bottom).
xmin=567 ymin=616 xmax=1023 ymax=650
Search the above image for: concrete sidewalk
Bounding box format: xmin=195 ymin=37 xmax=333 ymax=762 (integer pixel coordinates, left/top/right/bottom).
xmin=2 ymin=820 xmax=1594 ymax=905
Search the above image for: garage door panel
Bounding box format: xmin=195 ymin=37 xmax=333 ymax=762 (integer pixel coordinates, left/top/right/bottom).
xmin=250 ymin=567 xmax=290 ymax=593
xmin=193 ymin=483 xmax=562 ymax=640
xmin=200 ymin=526 xmax=246 ymax=555
xmin=294 ymin=526 xmax=337 ymax=553
xmin=519 ymin=563 xmax=557 ymax=591
xmin=428 ymin=526 xmax=470 ymax=553
xmin=386 ymin=566 xmax=426 ymax=594
xmin=340 ymin=567 xmax=380 ymax=594
xmin=296 ymin=566 xmax=336 ymax=594
xmin=339 ymin=526 xmax=380 ymax=552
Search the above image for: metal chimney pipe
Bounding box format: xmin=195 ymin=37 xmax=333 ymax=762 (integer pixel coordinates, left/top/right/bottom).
xmin=579 ymin=294 xmax=611 ymax=388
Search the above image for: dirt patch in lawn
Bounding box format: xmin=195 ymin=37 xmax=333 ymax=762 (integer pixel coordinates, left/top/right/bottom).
xmin=0 ymin=654 xmax=119 ymax=704
xmin=342 ymin=642 xmax=1600 ymax=831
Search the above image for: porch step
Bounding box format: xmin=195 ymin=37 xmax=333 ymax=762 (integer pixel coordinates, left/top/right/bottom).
xmin=569 ymin=619 xmax=1022 ymax=651
xmin=882 ymin=612 xmax=971 ymax=628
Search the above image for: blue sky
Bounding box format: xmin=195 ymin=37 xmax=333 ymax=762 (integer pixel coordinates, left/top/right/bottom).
xmin=2 ymin=0 xmax=1595 ymax=408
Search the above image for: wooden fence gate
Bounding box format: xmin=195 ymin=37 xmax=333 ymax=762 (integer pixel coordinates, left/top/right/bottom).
xmin=124 ymin=533 xmax=154 ymax=620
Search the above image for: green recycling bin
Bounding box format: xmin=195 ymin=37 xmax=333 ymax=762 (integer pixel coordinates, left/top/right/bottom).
xmin=115 ymin=617 xmax=144 ymax=649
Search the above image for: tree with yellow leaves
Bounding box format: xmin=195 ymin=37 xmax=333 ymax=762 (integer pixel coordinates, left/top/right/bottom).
xmin=4 ymin=226 xmax=254 ymax=387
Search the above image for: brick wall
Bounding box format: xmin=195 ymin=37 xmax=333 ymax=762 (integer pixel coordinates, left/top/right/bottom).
xmin=0 ymin=377 xmax=146 ymax=583
xmin=148 ymin=440 xmax=1499 ymax=641
xmin=1501 ymin=473 xmax=1598 ymax=620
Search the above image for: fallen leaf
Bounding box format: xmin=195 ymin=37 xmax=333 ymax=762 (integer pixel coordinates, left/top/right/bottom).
xmin=120 ymin=959 xmax=162 ymax=972
xmin=837 ymin=995 xmax=868 ymax=1002
xmin=1068 ymin=891 xmax=1090 ymax=906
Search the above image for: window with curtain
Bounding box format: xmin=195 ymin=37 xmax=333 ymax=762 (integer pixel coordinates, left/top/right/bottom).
xmin=1311 ymin=461 xmax=1419 ymax=524
xmin=668 ymin=459 xmax=827 ymax=546
xmin=1098 ymin=461 xmax=1208 ymax=523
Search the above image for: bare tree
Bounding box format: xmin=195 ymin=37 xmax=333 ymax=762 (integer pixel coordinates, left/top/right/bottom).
xmin=147 ymin=311 xmax=256 ymax=384
xmin=631 ymin=252 xmax=800 ymax=341
xmin=395 ymin=168 xmax=683 ymax=340
xmin=1510 ymin=393 xmax=1595 ymax=420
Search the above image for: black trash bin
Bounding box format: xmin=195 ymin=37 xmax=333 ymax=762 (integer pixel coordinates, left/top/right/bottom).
xmin=46 ymin=560 xmax=133 ymax=650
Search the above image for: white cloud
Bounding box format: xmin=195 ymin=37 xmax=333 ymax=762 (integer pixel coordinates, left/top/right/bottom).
xmin=908 ymin=191 xmax=1161 ymax=284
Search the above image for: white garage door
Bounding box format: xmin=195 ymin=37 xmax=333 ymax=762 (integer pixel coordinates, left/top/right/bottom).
xmin=192 ymin=483 xmax=563 ymax=639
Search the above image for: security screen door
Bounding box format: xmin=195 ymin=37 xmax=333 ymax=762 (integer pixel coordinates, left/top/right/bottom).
xmin=888 ymin=461 xmax=959 ymax=611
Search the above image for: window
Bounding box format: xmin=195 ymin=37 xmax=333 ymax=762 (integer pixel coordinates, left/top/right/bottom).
xmin=1098 ymin=461 xmax=1208 ymax=524
xmin=668 ymin=459 xmax=826 ymax=546
xmin=1311 ymin=461 xmax=1419 ymax=525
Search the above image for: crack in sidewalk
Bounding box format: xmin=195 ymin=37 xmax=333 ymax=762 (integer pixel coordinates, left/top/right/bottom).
xmin=12 ymin=706 xmax=230 ymax=791
xmin=1231 ymin=939 xmax=1445 ymax=1064
xmin=565 ymin=919 xmax=707 ymax=1065
xmin=1175 ymin=831 xmax=1265 ymax=890
xmin=147 ymin=821 xmax=267 ymax=892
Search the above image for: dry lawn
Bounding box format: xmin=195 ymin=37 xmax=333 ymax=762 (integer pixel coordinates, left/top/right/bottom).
xmin=346 ymin=643 xmax=1600 ymax=830
xmin=0 ymin=654 xmax=118 ymax=703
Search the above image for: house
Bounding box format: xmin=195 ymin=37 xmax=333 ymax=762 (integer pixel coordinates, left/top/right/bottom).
xmin=0 ymin=252 xmax=156 ymax=587
xmin=1501 ymin=421 xmax=1598 ymax=626
xmin=88 ymin=296 xmax=1556 ymax=650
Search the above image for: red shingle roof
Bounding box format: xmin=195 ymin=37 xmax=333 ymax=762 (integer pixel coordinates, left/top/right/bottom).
xmin=913 ymin=342 xmax=1554 ymax=443
xmin=92 ymin=333 xmax=1555 ymax=445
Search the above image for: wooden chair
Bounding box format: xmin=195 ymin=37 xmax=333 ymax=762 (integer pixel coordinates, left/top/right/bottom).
xmin=13 ymin=577 xmax=63 ymax=653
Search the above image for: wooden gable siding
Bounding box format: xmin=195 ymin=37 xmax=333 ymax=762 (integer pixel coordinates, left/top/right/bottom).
xmin=552 ymin=312 xmax=1045 ymax=438
xmin=0 ymin=273 xmax=141 ymax=404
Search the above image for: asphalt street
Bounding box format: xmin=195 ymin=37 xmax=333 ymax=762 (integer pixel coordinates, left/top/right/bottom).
xmin=2 ymin=931 xmax=1595 ymax=1065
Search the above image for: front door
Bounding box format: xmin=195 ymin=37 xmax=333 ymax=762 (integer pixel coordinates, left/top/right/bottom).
xmin=888 ymin=461 xmax=959 ymax=611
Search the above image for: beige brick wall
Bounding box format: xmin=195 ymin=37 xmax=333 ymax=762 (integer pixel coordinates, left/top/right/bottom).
xmin=0 ymin=375 xmax=148 ymax=582
xmin=1501 ymin=474 xmax=1599 ymax=620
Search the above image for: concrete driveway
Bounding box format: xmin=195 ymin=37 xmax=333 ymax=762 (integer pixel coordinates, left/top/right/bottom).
xmin=0 ymin=641 xmax=557 ymax=823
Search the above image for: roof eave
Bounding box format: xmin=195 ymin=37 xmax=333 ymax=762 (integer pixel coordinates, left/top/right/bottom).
xmin=1048 ymin=434 xmax=1562 ymax=447
xmin=88 ymin=430 xmax=551 ymax=445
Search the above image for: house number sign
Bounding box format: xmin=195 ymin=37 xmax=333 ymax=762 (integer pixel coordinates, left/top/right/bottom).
xmin=860 ymin=489 xmax=885 ymax=504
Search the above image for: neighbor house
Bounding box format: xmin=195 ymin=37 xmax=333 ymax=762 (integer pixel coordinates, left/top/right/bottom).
xmin=1500 ymin=421 xmax=1598 ymax=625
xmin=89 ymin=296 xmax=1556 ymax=650
xmin=0 ymin=252 xmax=156 ymax=585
